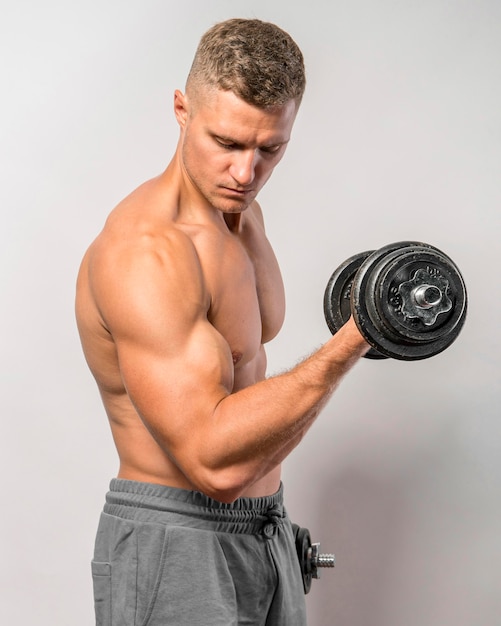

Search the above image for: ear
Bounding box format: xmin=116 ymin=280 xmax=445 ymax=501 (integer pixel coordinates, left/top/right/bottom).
xmin=174 ymin=89 xmax=189 ymax=127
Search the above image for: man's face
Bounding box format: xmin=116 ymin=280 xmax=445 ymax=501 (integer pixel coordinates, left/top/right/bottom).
xmin=176 ymin=87 xmax=297 ymax=214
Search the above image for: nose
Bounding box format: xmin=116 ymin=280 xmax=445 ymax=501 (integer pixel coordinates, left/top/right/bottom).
xmin=229 ymin=149 xmax=257 ymax=187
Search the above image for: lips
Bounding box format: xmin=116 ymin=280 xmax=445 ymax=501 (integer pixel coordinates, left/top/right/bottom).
xmin=222 ymin=186 xmax=252 ymax=194
xmin=219 ymin=186 xmax=255 ymax=200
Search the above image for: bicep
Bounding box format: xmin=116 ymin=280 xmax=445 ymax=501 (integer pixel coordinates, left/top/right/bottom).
xmin=117 ymin=317 xmax=233 ymax=454
xmin=91 ymin=235 xmax=233 ymax=455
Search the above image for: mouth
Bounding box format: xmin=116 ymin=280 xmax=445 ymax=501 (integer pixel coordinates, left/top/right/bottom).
xmin=220 ymin=185 xmax=254 ymax=196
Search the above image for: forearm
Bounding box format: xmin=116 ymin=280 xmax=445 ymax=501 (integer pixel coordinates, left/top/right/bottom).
xmin=194 ymin=319 xmax=368 ymax=499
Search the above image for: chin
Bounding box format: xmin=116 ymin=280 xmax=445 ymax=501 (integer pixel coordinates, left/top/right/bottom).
xmin=214 ymin=197 xmax=252 ymax=214
xmin=223 ymin=204 xmax=250 ymax=214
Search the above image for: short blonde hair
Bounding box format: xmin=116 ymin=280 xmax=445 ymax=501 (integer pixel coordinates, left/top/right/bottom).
xmin=187 ymin=18 xmax=306 ymax=108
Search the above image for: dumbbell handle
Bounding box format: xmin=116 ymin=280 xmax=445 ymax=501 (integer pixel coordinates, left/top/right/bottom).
xmin=313 ymin=548 xmax=335 ymax=569
xmin=413 ymin=284 xmax=442 ymax=308
xmin=309 ymin=542 xmax=335 ymax=578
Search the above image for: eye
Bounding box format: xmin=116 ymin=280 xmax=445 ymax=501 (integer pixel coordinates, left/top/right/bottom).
xmin=259 ymin=144 xmax=282 ymax=156
xmin=214 ymin=137 xmax=239 ymax=150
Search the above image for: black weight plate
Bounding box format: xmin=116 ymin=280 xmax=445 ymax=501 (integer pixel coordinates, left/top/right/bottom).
xmin=352 ymin=242 xmax=467 ymax=360
xmin=371 ymin=250 xmax=466 ymax=341
xmin=294 ymin=526 xmax=313 ymax=594
xmin=323 ymin=251 xmax=386 ymax=360
xmin=361 ymin=243 xmax=467 ymax=357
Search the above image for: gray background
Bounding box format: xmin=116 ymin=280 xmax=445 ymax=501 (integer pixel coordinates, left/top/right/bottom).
xmin=2 ymin=1 xmax=500 ymax=624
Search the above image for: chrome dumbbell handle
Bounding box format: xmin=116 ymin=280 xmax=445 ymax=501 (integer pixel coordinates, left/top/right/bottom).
xmin=310 ymin=543 xmax=335 ymax=574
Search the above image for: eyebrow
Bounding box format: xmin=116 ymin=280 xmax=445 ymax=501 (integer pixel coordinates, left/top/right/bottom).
xmin=212 ymin=133 xmax=289 ymax=150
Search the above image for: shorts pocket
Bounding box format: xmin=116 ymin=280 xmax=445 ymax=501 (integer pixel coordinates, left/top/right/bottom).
xmin=139 ymin=527 xmax=238 ymax=626
xmin=91 ymin=561 xmax=112 ymax=626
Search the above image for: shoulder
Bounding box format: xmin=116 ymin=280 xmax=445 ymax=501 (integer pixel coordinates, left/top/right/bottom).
xmin=83 ymin=208 xmax=208 ymax=335
xmin=91 ymin=207 xmax=196 ymax=275
xmin=88 ymin=173 xmax=200 ymax=278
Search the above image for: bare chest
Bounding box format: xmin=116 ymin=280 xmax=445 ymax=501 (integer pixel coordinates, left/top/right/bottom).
xmin=189 ymin=221 xmax=285 ymax=368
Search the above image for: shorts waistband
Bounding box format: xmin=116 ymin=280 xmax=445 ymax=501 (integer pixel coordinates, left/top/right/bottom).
xmin=103 ymin=478 xmax=286 ymax=535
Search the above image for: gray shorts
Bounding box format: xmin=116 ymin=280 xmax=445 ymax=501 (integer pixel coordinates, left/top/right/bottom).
xmin=91 ymin=479 xmax=307 ymax=626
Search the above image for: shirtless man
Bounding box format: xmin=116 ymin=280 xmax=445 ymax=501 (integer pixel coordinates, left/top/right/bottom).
xmin=76 ymin=18 xmax=368 ymax=626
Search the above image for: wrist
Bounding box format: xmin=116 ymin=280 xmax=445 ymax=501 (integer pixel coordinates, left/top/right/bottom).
xmin=327 ymin=317 xmax=370 ymax=360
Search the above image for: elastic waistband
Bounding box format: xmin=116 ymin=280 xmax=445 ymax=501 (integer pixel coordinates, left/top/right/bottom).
xmin=103 ymin=478 xmax=286 ymax=535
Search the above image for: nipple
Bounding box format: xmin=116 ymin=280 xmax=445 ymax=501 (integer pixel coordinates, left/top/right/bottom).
xmin=232 ymin=351 xmax=243 ymax=365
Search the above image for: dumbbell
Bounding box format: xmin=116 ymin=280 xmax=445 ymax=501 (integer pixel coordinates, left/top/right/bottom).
xmin=323 ymin=241 xmax=467 ymax=360
xmin=292 ymin=524 xmax=335 ymax=594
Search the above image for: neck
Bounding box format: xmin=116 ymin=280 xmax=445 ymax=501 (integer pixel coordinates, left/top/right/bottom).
xmin=223 ymin=211 xmax=243 ymax=233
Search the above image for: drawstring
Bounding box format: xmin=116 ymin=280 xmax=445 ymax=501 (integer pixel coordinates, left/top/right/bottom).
xmin=261 ymin=504 xmax=284 ymax=538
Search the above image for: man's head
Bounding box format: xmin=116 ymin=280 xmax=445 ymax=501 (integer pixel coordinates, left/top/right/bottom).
xmin=186 ymin=18 xmax=306 ymax=109
xmin=175 ymin=19 xmax=305 ymax=214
